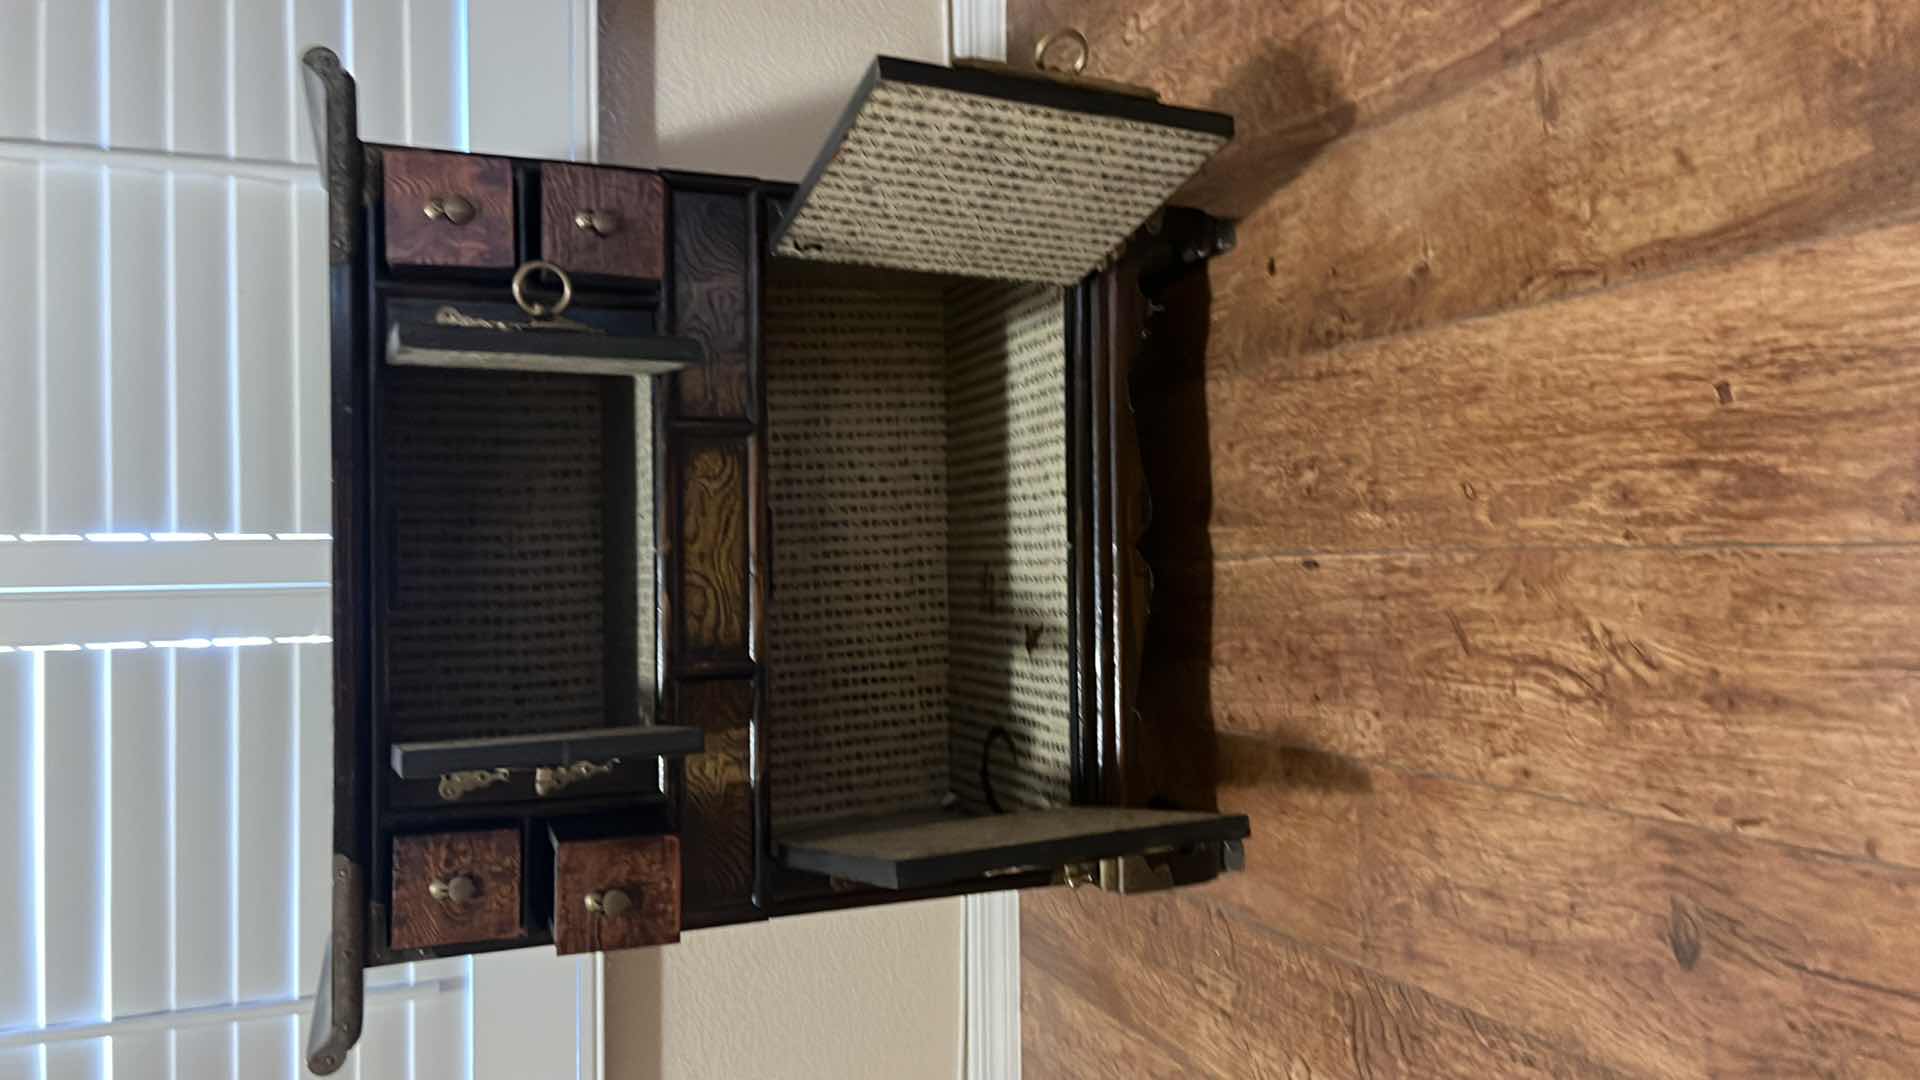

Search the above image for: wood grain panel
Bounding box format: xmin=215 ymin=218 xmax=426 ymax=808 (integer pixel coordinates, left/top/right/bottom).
xmin=1204 ymin=737 xmax=1920 ymax=1078
xmin=389 ymin=829 xmax=523 ymax=951
xmin=540 ymin=163 xmax=665 ymax=279
xmin=383 ymin=150 xmax=515 ymax=268
xmin=669 ymin=191 xmax=753 ymax=418
xmin=1010 ymin=0 xmax=1624 ymax=216
xmin=552 ymin=834 xmax=680 ymax=955
xmin=1178 ymin=216 xmax=1920 ymax=554
xmin=1171 ymin=546 xmax=1920 ymax=867
xmin=1024 ymin=888 xmax=1623 ymax=1079
xmin=677 ymin=679 xmax=756 ymax=920
xmin=1196 ymin=0 xmax=1920 ymax=365
xmin=679 ymin=440 xmax=749 ymax=657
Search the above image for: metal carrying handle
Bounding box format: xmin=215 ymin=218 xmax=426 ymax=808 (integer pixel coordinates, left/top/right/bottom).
xmin=511 ymin=259 xmax=574 ymax=318
xmin=1034 ymin=28 xmax=1090 ymax=75
xmin=423 ymin=193 xmax=476 ymax=225
xmin=573 ymin=209 xmax=621 ymax=237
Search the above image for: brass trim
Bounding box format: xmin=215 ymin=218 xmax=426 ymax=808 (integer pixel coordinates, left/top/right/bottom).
xmin=535 ymin=757 xmax=620 ymax=797
xmin=437 ymin=767 xmax=512 ymax=802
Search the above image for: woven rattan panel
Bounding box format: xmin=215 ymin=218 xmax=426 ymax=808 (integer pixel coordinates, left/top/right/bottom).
xmin=382 ymin=367 xmax=613 ymax=740
xmin=773 ymin=79 xmax=1227 ymax=285
xmin=944 ymin=283 xmax=1073 ymax=812
xmin=766 ymin=282 xmax=953 ymax=829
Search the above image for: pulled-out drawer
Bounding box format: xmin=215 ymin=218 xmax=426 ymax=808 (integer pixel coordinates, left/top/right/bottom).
xmin=550 ymin=831 xmax=681 ymax=955
xmin=390 ymin=828 xmax=525 ymax=950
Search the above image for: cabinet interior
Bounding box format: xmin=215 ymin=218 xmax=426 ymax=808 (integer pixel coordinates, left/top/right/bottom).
xmin=763 ymin=263 xmax=1076 ymax=834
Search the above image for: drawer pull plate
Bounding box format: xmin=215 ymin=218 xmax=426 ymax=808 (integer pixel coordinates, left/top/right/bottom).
xmin=428 ymin=874 xmax=476 ymax=905
xmin=573 ymin=209 xmax=620 ymax=237
xmin=422 ymin=193 xmax=477 ymax=225
xmin=584 ymin=888 xmax=632 ymax=917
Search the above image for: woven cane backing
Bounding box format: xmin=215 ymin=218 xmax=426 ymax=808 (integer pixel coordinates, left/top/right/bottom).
xmin=766 ymin=277 xmax=1072 ymax=831
xmin=773 ymin=79 xmax=1227 ymax=285
xmin=382 ymin=367 xmax=613 ymax=740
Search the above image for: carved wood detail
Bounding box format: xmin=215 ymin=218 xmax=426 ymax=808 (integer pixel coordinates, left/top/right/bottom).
xmin=680 ymin=440 xmax=749 ymax=656
xmin=552 ymin=834 xmax=681 ymax=954
xmin=540 ymin=163 xmax=666 ymax=279
xmin=389 ymin=829 xmax=523 ymax=951
xmin=669 ymin=192 xmax=753 ymax=418
xmin=677 ymin=679 xmax=756 ymax=917
xmin=383 ymin=150 xmax=514 ymax=268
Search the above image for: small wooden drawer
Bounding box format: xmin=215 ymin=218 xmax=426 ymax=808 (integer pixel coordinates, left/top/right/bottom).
xmin=390 ymin=828 xmax=525 ymax=951
xmin=384 ymin=149 xmax=515 ymax=268
xmin=540 ymin=163 xmax=666 ymax=280
xmin=551 ymin=833 xmax=680 ymax=955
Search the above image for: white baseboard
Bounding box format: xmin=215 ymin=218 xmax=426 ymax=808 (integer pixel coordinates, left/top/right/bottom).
xmin=965 ymin=890 xmax=1022 ymax=1080
xmin=950 ymin=0 xmax=1008 ymax=61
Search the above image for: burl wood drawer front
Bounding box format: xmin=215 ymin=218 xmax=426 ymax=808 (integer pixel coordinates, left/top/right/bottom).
xmin=540 ymin=163 xmax=666 ymax=279
xmin=384 ymin=149 xmax=515 ymax=268
xmin=552 ymin=834 xmax=680 ymax=955
xmin=390 ymin=829 xmax=525 ymax=951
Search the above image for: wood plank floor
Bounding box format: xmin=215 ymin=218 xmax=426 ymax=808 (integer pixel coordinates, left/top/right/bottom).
xmin=1010 ymin=2 xmax=1920 ymax=1076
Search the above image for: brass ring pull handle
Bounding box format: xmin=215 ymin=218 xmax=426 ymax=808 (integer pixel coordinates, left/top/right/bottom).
xmin=584 ymin=888 xmax=633 ymax=917
xmin=428 ymin=875 xmax=477 ymax=905
xmin=422 ymin=193 xmax=477 ymax=226
xmin=511 ymin=259 xmax=574 ymax=318
xmin=1034 ymin=28 xmax=1090 ymax=75
xmin=573 ymin=209 xmax=621 ymax=237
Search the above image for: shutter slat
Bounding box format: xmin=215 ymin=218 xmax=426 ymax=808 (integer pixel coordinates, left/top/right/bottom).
xmin=174 ymin=1024 xmax=233 ymax=1080
xmin=0 ymin=162 xmax=38 ymax=531
xmin=43 ymin=651 xmax=107 ymax=1026
xmin=236 ymin=1015 xmax=296 ymax=1080
xmin=0 ymin=0 xmax=36 ymax=141
xmin=467 ymin=0 xmax=577 ymax=159
xmin=353 ymin=1000 xmax=410 ymax=1080
xmin=44 ymin=1037 xmax=107 ymax=1080
xmin=411 ymin=981 xmax=470 ymax=1080
xmin=293 ymin=186 xmax=330 ymax=534
xmin=109 ymin=651 xmax=170 ymax=1018
xmin=234 ymin=180 xmax=296 ymax=535
xmin=43 ymin=166 xmax=108 ymax=534
xmin=108 ymin=170 xmax=171 ymax=532
xmin=41 ymin=1 xmax=103 ymax=146
xmin=407 ymin=0 xmax=464 ymax=150
xmin=232 ymin=1 xmax=292 ymax=162
xmin=171 ymin=175 xmax=232 ymax=532
xmin=235 ymin=648 xmax=295 ymax=1000
xmin=173 ymin=649 xmax=233 ymax=1009
xmin=169 ymin=0 xmax=227 ymax=157
xmin=295 ymin=642 xmax=330 ymax=994
xmin=107 ymin=0 xmax=167 ymax=152
xmin=350 ymin=0 xmax=406 ymax=145
xmin=0 ymin=654 xmax=35 ymax=1028
xmin=109 ymin=1031 xmax=170 ymax=1080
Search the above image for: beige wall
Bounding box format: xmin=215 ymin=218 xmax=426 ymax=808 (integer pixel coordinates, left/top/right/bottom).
xmin=598 ymin=3 xmax=964 ymax=1079
xmin=601 ymin=0 xmax=950 ymax=180
xmin=605 ymin=900 xmax=965 ymax=1080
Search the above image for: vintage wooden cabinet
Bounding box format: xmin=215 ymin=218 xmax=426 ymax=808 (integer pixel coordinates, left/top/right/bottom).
xmin=300 ymin=44 xmax=1250 ymax=1073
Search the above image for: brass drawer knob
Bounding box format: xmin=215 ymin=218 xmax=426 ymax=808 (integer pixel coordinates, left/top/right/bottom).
xmin=429 ymin=875 xmax=477 ymax=905
xmin=573 ymin=209 xmax=620 ymax=237
xmin=423 ymin=194 xmax=477 ymax=225
xmin=584 ymin=888 xmax=632 ymax=917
